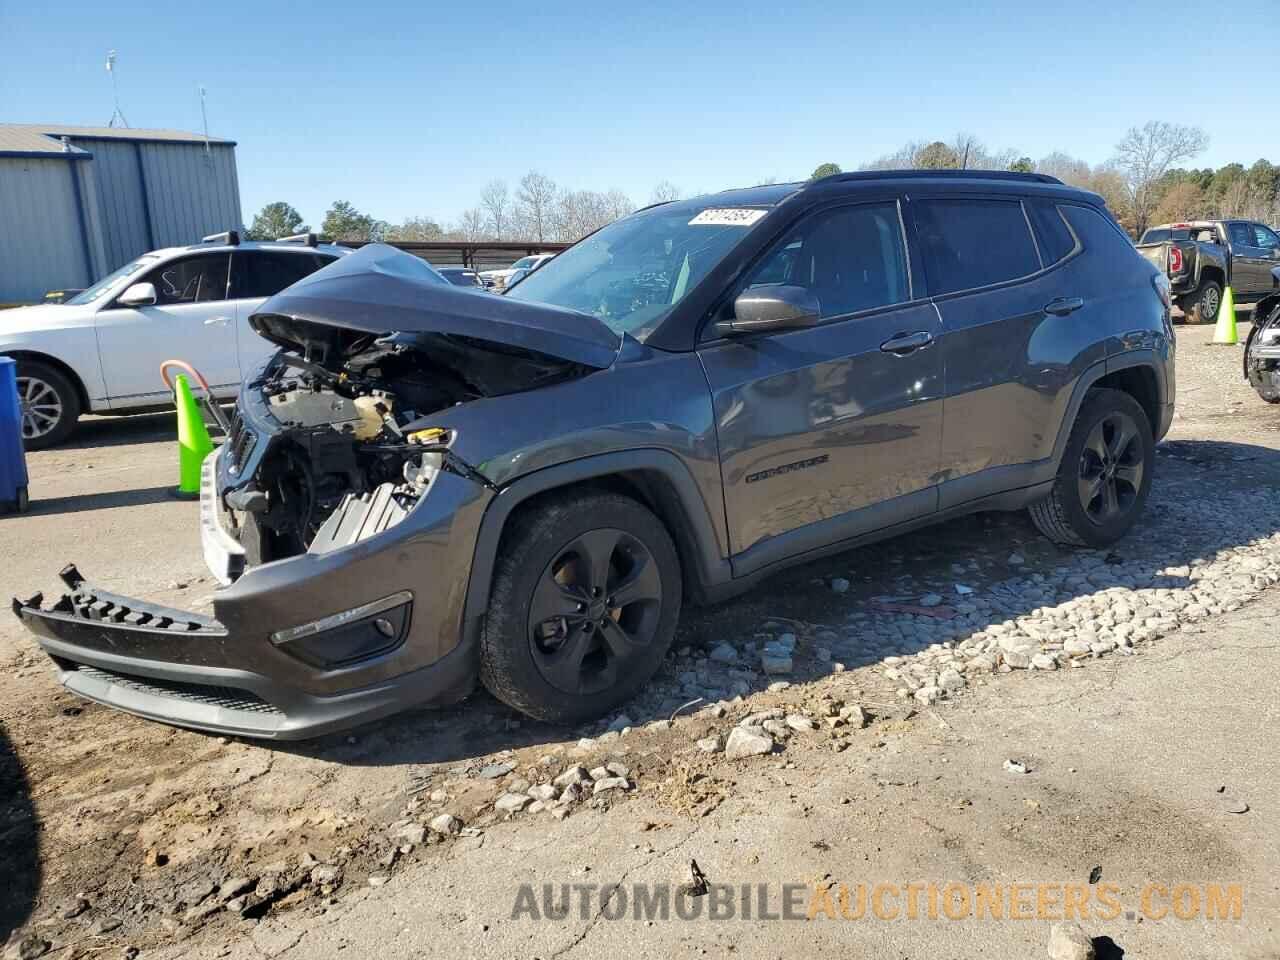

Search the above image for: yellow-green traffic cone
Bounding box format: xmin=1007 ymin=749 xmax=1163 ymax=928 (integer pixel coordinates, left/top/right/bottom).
xmin=172 ymin=374 xmax=214 ymax=500
xmin=1212 ymin=285 xmax=1238 ymax=345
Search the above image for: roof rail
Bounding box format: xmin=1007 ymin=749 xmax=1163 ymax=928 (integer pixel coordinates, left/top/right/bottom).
xmin=277 ymin=232 xmax=319 ymax=247
xmin=814 ymin=169 xmax=1063 ymax=186
xmin=201 ymin=230 xmax=241 ymax=246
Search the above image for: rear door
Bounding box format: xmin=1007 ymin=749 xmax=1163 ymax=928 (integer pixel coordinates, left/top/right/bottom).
xmin=699 ymin=199 xmax=944 ymax=575
xmin=914 ymin=195 xmax=1105 ymax=508
xmin=94 ymin=252 xmax=239 ymax=405
xmin=1226 ymin=221 xmax=1267 ymax=296
xmin=230 ymin=250 xmax=336 ymax=374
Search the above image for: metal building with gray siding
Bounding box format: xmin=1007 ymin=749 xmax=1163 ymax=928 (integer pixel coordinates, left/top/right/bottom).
xmin=0 ymin=124 xmax=242 ymax=303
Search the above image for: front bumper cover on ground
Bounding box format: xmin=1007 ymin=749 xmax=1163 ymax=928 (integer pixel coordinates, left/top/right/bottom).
xmin=14 ymin=564 xmax=478 ymax=739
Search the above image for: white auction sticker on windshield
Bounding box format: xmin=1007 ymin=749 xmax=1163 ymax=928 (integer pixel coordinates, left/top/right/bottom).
xmin=688 ymin=208 xmax=767 ymax=227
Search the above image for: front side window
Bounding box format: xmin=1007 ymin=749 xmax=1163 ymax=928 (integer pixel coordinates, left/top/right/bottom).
xmin=234 ymin=251 xmax=334 ymax=299
xmin=506 ymin=200 xmax=768 ymax=339
xmin=742 ymin=202 xmax=910 ymax=318
xmin=142 ymin=254 xmax=231 ymax=306
xmin=914 ymin=198 xmax=1040 ymax=296
xmin=1253 ymin=223 xmax=1280 ymax=249
xmin=1227 ymin=222 xmax=1255 ymax=248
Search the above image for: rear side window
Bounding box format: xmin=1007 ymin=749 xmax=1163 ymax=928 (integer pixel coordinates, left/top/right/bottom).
xmin=235 ymin=252 xmax=334 ymax=299
xmin=913 ymin=199 xmax=1039 ymax=295
xmin=1027 ymin=200 xmax=1078 ymax=266
xmin=744 ymin=202 xmax=910 ymax=318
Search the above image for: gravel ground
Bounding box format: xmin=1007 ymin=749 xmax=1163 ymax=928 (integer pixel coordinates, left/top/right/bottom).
xmin=2 ymin=315 xmax=1278 ymax=958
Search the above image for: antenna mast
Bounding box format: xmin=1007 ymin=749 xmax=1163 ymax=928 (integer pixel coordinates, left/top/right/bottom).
xmin=199 ymin=86 xmax=211 ymax=157
xmin=106 ymin=50 xmax=129 ymax=128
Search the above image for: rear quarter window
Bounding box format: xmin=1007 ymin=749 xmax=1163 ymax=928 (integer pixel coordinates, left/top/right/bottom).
xmin=1059 ymin=205 xmax=1144 ymax=265
xmin=913 ymin=198 xmax=1040 ymax=296
xmin=1027 ymin=200 xmax=1078 ymax=266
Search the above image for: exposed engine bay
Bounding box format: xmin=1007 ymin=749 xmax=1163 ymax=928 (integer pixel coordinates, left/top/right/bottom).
xmin=1245 ymin=303 xmax=1280 ymax=404
xmin=223 ymin=328 xmax=588 ymax=568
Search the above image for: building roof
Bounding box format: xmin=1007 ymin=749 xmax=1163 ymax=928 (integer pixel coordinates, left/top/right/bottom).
xmin=0 ymin=123 xmax=235 ymax=158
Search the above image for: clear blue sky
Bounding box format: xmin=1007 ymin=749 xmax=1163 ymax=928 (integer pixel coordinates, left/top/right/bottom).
xmin=3 ymin=0 xmax=1277 ymax=229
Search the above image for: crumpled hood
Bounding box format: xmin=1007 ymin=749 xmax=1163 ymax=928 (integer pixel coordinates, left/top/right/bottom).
xmin=250 ymin=244 xmax=620 ymax=369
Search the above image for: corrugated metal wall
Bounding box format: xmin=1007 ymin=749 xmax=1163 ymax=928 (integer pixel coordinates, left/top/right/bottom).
xmin=0 ymin=157 xmax=94 ymax=303
xmin=0 ymin=139 xmax=243 ymax=302
xmin=75 ymin=138 xmax=242 ymax=263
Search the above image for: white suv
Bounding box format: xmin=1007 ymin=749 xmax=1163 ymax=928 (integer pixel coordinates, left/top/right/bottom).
xmin=0 ymin=233 xmax=348 ymax=448
xmin=478 ymin=253 xmax=556 ymax=291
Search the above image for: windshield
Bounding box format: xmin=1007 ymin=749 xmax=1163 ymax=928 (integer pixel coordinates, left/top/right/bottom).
xmin=511 ymin=257 xmax=539 ymax=270
xmin=65 ymin=255 xmax=160 ymax=305
xmin=505 ymin=202 xmax=768 ymax=339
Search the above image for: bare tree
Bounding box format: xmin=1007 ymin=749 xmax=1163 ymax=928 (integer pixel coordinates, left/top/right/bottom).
xmin=1113 ymin=121 xmax=1209 ymax=236
xmin=1036 ymin=151 xmax=1092 ymax=186
xmin=384 ymin=216 xmax=444 ymax=242
xmin=602 ymin=189 xmax=634 ymax=221
xmin=516 ymin=171 xmax=558 ymax=242
xmin=449 ymin=207 xmax=488 ymax=243
xmin=649 ymin=180 xmax=682 ymax=204
xmin=480 ymin=180 xmax=511 ymax=240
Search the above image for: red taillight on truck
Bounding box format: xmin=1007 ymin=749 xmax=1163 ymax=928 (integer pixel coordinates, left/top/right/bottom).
xmin=1168 ymin=247 xmax=1184 ymax=273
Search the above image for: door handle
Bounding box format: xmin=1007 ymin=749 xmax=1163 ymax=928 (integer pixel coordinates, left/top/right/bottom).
xmin=204 ymin=315 xmax=232 ymax=326
xmin=1044 ymin=297 xmax=1084 ymax=317
xmin=879 ymin=331 xmax=934 ymax=355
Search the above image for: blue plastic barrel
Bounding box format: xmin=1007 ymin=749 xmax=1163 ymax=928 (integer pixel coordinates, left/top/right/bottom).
xmin=0 ymin=357 xmax=30 ymax=513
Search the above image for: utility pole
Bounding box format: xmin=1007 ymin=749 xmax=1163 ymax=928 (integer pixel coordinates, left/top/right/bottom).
xmin=106 ymin=50 xmax=129 ymax=128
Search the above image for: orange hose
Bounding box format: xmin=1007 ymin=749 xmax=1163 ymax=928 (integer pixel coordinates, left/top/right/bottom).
xmin=159 ymin=360 xmax=230 ymax=433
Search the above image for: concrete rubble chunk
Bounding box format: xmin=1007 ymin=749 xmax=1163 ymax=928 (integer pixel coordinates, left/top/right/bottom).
xmin=592 ymin=776 xmax=630 ymax=795
xmin=553 ymin=765 xmax=590 ymax=788
xmin=495 ymin=793 xmax=533 ymax=813
xmin=1047 ymin=921 xmax=1096 ymax=960
xmin=429 ymin=814 xmax=462 ymax=835
xmin=696 ymin=735 xmax=723 ymax=753
xmin=724 ymin=727 xmax=774 ymax=759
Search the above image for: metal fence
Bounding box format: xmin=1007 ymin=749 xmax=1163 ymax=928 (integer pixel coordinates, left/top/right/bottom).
xmin=338 ymin=240 xmax=571 ymax=272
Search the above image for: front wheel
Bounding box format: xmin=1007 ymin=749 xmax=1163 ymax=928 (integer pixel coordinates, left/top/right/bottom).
xmin=1029 ymin=388 xmax=1154 ymax=548
xmin=16 ymin=360 xmax=81 ymax=450
xmin=480 ymin=490 xmax=682 ymax=724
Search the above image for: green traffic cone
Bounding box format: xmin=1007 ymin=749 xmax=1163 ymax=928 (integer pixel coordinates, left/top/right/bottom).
xmin=172 ymin=374 xmax=214 ymax=500
xmin=1211 ymin=285 xmax=1238 ymax=345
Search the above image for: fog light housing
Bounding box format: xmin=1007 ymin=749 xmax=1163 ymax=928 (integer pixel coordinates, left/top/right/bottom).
xmin=270 ymin=591 xmax=412 ymax=669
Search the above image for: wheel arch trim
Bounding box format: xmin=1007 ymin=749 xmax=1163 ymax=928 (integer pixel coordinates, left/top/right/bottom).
xmin=461 ymin=449 xmax=731 ymax=630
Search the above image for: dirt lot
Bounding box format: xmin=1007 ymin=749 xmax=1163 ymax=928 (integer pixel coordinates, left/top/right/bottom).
xmin=2 ymin=314 xmax=1278 ymax=959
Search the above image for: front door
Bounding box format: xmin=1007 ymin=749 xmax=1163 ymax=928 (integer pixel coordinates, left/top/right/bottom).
xmin=1249 ymin=223 xmax=1280 ymax=296
xmin=95 ymin=252 xmax=240 ymax=405
xmin=698 ymin=200 xmax=943 ymax=577
xmin=230 ymin=249 xmax=338 ymax=375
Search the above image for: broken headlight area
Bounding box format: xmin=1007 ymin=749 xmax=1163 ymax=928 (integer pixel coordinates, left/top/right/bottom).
xmin=1245 ymin=307 xmax=1280 ymax=403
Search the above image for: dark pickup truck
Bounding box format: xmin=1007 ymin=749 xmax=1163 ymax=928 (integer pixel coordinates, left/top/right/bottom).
xmin=1136 ymin=219 xmax=1280 ymax=322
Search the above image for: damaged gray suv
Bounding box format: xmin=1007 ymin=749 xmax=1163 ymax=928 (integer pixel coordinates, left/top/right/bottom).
xmin=15 ymin=170 xmax=1175 ymax=739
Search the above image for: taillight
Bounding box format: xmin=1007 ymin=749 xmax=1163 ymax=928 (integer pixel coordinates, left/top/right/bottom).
xmin=1152 ymin=272 xmax=1171 ymax=309
xmin=1168 ymin=247 xmax=1184 ymax=273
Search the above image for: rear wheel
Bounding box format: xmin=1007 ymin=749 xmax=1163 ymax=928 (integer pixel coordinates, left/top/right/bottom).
xmin=1029 ymin=388 xmax=1154 ymax=548
xmin=15 ymin=361 xmax=81 ymax=450
xmin=1186 ymin=279 xmax=1222 ymax=325
xmin=480 ymin=490 xmax=682 ymax=724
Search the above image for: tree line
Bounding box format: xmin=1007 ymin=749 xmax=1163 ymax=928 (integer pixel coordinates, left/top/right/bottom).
xmin=245 ymin=121 xmax=1278 ymax=246
xmin=245 ymin=175 xmax=685 ymax=245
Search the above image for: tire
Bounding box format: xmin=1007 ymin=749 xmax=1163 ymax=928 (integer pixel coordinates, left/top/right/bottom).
xmin=1187 ymin=279 xmax=1222 ymax=325
xmin=1029 ymin=388 xmax=1154 ymax=548
xmin=15 ymin=360 xmax=81 ymax=450
xmin=480 ymin=490 xmax=682 ymax=724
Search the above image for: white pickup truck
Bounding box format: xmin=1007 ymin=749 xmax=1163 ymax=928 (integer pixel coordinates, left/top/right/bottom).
xmin=0 ymin=233 xmax=348 ymax=448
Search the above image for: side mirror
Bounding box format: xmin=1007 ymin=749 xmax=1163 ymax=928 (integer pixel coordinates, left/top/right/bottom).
xmin=118 ymin=282 xmax=157 ymax=307
xmin=719 ymin=285 xmax=820 ymax=336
